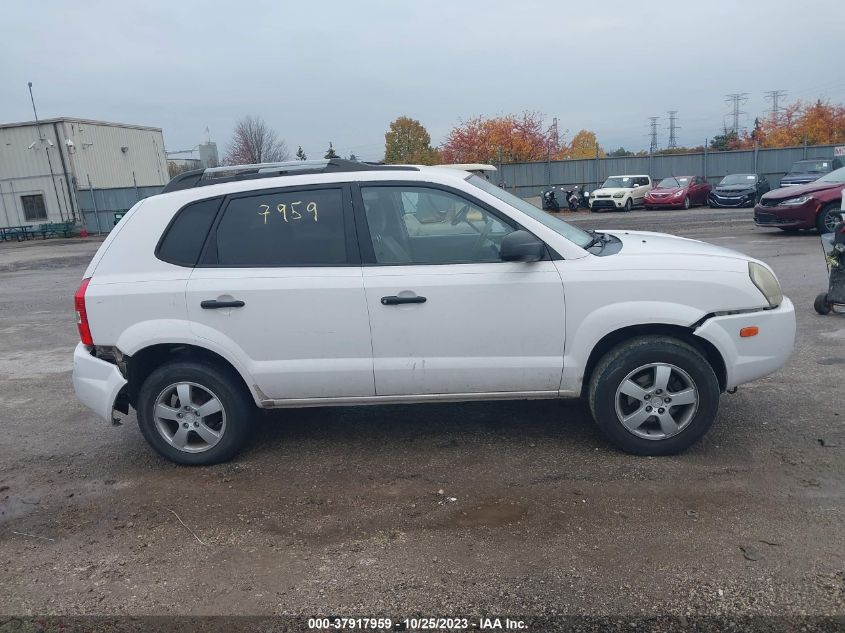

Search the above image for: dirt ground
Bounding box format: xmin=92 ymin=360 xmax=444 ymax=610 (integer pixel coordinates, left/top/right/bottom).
xmin=0 ymin=208 xmax=843 ymax=622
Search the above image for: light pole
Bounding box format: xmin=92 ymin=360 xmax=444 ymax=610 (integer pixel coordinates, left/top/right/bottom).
xmin=28 ymin=81 xmax=66 ymax=223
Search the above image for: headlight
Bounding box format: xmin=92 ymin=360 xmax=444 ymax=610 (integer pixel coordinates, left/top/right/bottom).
xmin=780 ymin=195 xmax=812 ymax=206
xmin=673 ymin=190 xmax=684 ymax=197
xmin=612 ymin=192 xmax=625 ymax=198
xmin=748 ymin=262 xmax=783 ymax=307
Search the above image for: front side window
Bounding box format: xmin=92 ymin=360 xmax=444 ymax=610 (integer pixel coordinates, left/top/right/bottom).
xmin=216 ymin=188 xmax=346 ymax=266
xmin=361 ymin=186 xmax=515 ymax=265
xmin=21 ymin=194 xmax=47 ymax=221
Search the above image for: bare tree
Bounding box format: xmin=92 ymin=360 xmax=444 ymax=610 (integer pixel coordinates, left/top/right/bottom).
xmin=224 ymin=115 xmax=290 ymax=165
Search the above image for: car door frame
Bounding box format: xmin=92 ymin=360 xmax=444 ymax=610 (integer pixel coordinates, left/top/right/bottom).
xmin=349 ymin=179 xmax=568 ymax=398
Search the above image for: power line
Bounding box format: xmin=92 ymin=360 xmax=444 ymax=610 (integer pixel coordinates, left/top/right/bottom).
xmin=667 ymin=111 xmax=679 ymax=149
xmin=764 ymin=90 xmax=788 ymax=121
xmin=648 ymin=117 xmax=659 ymax=153
xmin=724 ymin=93 xmax=748 ymax=135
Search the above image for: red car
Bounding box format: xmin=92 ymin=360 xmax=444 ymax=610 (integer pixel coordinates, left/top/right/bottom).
xmin=754 ymin=166 xmax=845 ymax=233
xmin=644 ymin=176 xmax=711 ymax=210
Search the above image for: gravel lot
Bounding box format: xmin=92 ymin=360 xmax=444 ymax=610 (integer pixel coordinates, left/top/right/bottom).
xmin=0 ymin=207 xmax=843 ymax=622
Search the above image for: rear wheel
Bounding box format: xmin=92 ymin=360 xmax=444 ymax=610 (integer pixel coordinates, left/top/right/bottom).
xmin=137 ymin=361 xmax=255 ymax=465
xmin=817 ymin=203 xmax=840 ymax=234
xmin=588 ymin=336 xmax=720 ymax=455
xmin=814 ymin=293 xmax=832 ymax=315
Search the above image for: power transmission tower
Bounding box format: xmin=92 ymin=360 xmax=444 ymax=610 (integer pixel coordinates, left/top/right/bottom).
xmin=667 ymin=111 xmax=679 ymax=149
xmin=764 ymin=90 xmax=788 ymax=122
xmin=648 ymin=117 xmax=659 ymax=153
xmin=725 ymin=93 xmax=748 ymax=135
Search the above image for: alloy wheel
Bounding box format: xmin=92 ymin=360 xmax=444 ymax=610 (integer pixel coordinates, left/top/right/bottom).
xmin=153 ymin=382 xmax=227 ymax=453
xmin=614 ymin=363 xmax=699 ymax=440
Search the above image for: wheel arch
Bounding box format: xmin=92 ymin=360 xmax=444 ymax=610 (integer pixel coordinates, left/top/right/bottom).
xmin=125 ymin=343 xmax=260 ymax=409
xmin=579 ymin=324 xmax=727 ymax=398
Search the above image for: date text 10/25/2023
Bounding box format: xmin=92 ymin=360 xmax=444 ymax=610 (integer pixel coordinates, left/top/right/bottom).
xmin=307 ymin=617 xmax=528 ymax=630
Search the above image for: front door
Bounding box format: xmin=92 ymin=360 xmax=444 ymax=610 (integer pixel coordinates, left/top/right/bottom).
xmin=186 ymin=184 xmax=375 ymax=400
xmin=355 ymin=184 xmax=566 ymax=397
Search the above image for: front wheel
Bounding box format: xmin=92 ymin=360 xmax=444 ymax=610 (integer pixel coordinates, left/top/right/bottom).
xmin=814 ymin=293 xmax=832 ymax=315
xmin=817 ymin=203 xmax=840 ymax=234
xmin=137 ymin=360 xmax=255 ymax=465
xmin=683 ymin=196 xmax=691 ymax=210
xmin=588 ymin=336 xmax=720 ymax=455
xmin=624 ymin=198 xmax=632 ymax=212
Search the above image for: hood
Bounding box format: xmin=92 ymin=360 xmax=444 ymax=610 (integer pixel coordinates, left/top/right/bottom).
xmin=647 ymin=186 xmax=686 ymax=195
xmin=603 ymin=230 xmax=751 ymax=269
xmin=763 ymin=178 xmax=841 ymax=200
xmin=715 ymin=184 xmax=756 ymax=193
xmin=592 ymin=187 xmax=634 ymax=195
xmin=780 ymin=173 xmax=822 ymax=185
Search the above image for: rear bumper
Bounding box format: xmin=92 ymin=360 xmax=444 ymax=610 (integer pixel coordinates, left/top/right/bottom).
xmin=73 ymin=342 xmax=128 ymax=423
xmin=693 ymin=298 xmax=795 ymax=390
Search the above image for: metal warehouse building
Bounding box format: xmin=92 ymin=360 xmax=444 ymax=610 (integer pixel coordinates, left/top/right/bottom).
xmin=0 ymin=117 xmax=168 ymax=233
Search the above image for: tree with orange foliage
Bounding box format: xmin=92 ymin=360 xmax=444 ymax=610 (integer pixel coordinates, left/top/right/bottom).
xmin=737 ymin=99 xmax=845 ymax=149
xmin=441 ymin=112 xmax=564 ymax=164
xmin=564 ymin=129 xmax=605 ymax=159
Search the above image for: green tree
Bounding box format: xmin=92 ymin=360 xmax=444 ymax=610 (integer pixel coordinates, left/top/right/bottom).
xmin=384 ymin=116 xmax=440 ymax=165
xmin=296 ymin=146 xmax=307 ymax=160
xmin=347 ymin=152 xmax=359 ymax=161
xmin=608 ymin=147 xmax=632 ymax=157
xmin=324 ymin=142 xmax=339 ymax=159
xmin=709 ymin=128 xmax=741 ymax=151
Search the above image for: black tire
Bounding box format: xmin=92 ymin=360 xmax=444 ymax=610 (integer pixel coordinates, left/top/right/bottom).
xmin=816 ymin=203 xmax=839 ymax=234
xmin=137 ymin=360 xmax=255 ymax=465
xmin=624 ymin=198 xmax=633 ymax=212
xmin=587 ymin=336 xmax=720 ymax=456
xmin=814 ymin=293 xmax=832 ymax=315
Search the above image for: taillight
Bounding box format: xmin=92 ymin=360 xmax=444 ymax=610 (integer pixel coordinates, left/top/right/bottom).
xmin=75 ymin=278 xmax=93 ymax=345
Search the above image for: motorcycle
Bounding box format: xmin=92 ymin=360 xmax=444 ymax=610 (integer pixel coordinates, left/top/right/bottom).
xmin=814 ymin=210 xmax=845 ymax=315
xmin=579 ymin=186 xmax=591 ymax=209
xmin=541 ymin=188 xmax=560 ymax=212
xmin=562 ymin=186 xmax=581 ymax=211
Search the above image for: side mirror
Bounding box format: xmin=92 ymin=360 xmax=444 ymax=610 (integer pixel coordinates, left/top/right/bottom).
xmin=500 ymin=230 xmax=545 ymax=262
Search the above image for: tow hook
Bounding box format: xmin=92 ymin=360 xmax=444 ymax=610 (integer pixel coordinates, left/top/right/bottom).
xmin=727 ymin=387 xmax=738 ymax=394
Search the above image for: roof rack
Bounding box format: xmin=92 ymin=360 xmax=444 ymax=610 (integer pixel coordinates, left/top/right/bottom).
xmin=161 ymin=158 xmax=419 ymax=193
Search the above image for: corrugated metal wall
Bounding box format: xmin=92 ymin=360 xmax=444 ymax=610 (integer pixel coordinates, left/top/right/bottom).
xmin=499 ymin=144 xmax=843 ymax=198
xmin=75 ymin=185 xmax=163 ymax=234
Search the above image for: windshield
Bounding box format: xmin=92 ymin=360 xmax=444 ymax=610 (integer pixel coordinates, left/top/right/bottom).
xmin=816 ymin=166 xmax=845 ymax=184
xmin=657 ymin=177 xmax=689 ymax=188
xmin=789 ymin=160 xmax=831 ymax=174
xmin=467 ymin=175 xmax=594 ymax=249
xmin=719 ymin=174 xmax=756 ymax=186
xmin=601 ymin=177 xmax=633 ymax=188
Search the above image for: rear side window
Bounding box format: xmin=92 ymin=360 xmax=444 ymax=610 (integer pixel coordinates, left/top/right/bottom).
xmin=157 ymin=197 xmax=221 ymax=267
xmin=216 ymin=188 xmax=346 ymax=266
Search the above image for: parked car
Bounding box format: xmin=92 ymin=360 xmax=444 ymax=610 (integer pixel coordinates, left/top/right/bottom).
xmin=708 ymin=174 xmax=770 ymax=208
xmin=779 ymin=158 xmax=842 ymax=187
xmin=755 ymin=165 xmax=845 ymax=233
xmin=644 ymin=176 xmax=711 ymax=210
xmin=589 ymin=175 xmax=652 ymax=212
xmin=72 ymin=159 xmax=795 ymax=465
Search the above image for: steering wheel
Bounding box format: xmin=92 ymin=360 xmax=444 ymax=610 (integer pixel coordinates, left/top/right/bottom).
xmin=450 ymin=203 xmax=471 ymax=226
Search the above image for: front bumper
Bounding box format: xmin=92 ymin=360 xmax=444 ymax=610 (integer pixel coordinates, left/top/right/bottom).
xmin=693 ymin=298 xmax=795 ymax=390
xmin=73 ymin=342 xmax=128 ymax=423
xmin=644 ymin=196 xmax=685 ymax=208
xmin=590 ymin=198 xmax=625 ymax=210
xmin=754 ymin=201 xmax=818 ymax=229
xmin=709 ymin=192 xmax=755 ymax=208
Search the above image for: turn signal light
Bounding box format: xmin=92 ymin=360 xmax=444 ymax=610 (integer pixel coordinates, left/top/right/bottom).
xmin=739 ymin=326 xmax=759 ymax=338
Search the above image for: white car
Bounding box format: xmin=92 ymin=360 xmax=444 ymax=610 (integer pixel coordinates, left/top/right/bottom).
xmin=72 ymin=160 xmax=795 ymax=465
xmin=590 ymin=175 xmax=653 ymax=212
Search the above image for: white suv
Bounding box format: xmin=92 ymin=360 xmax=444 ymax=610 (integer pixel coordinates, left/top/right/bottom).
xmin=590 ymin=175 xmax=652 ymax=212
xmin=73 ymin=160 xmax=795 ymax=465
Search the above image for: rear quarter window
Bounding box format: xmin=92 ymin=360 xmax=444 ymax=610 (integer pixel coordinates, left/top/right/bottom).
xmin=156 ymin=197 xmax=222 ymax=267
xmin=215 ymin=188 xmax=347 ymax=266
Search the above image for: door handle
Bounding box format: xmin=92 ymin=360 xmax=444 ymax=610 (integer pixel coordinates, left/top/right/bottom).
xmin=381 ymin=295 xmax=426 ymax=306
xmin=201 ymin=299 xmax=245 ymax=309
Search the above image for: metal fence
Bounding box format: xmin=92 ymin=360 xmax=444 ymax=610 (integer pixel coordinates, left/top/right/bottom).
xmin=75 ymin=185 xmax=162 ymax=234
xmin=498 ymin=143 xmax=843 ymax=198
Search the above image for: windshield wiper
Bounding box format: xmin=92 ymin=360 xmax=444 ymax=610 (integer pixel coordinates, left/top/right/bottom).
xmin=583 ymin=229 xmax=607 ymax=250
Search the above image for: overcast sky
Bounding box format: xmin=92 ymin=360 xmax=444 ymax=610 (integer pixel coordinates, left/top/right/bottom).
xmin=3 ymin=1 xmax=844 ymax=162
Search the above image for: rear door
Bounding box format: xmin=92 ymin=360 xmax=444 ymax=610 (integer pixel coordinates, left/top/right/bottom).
xmin=185 ymin=184 xmax=375 ymax=400
xmin=354 ymin=183 xmax=566 ymax=397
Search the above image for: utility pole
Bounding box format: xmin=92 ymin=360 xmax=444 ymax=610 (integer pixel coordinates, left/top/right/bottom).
xmin=725 ymin=93 xmax=749 ymax=135
xmin=648 ymin=117 xmax=659 ymax=154
xmin=667 ymin=111 xmax=679 ymax=150
xmin=28 ymin=82 xmax=66 ymax=223
xmin=764 ymin=90 xmax=788 ymax=122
